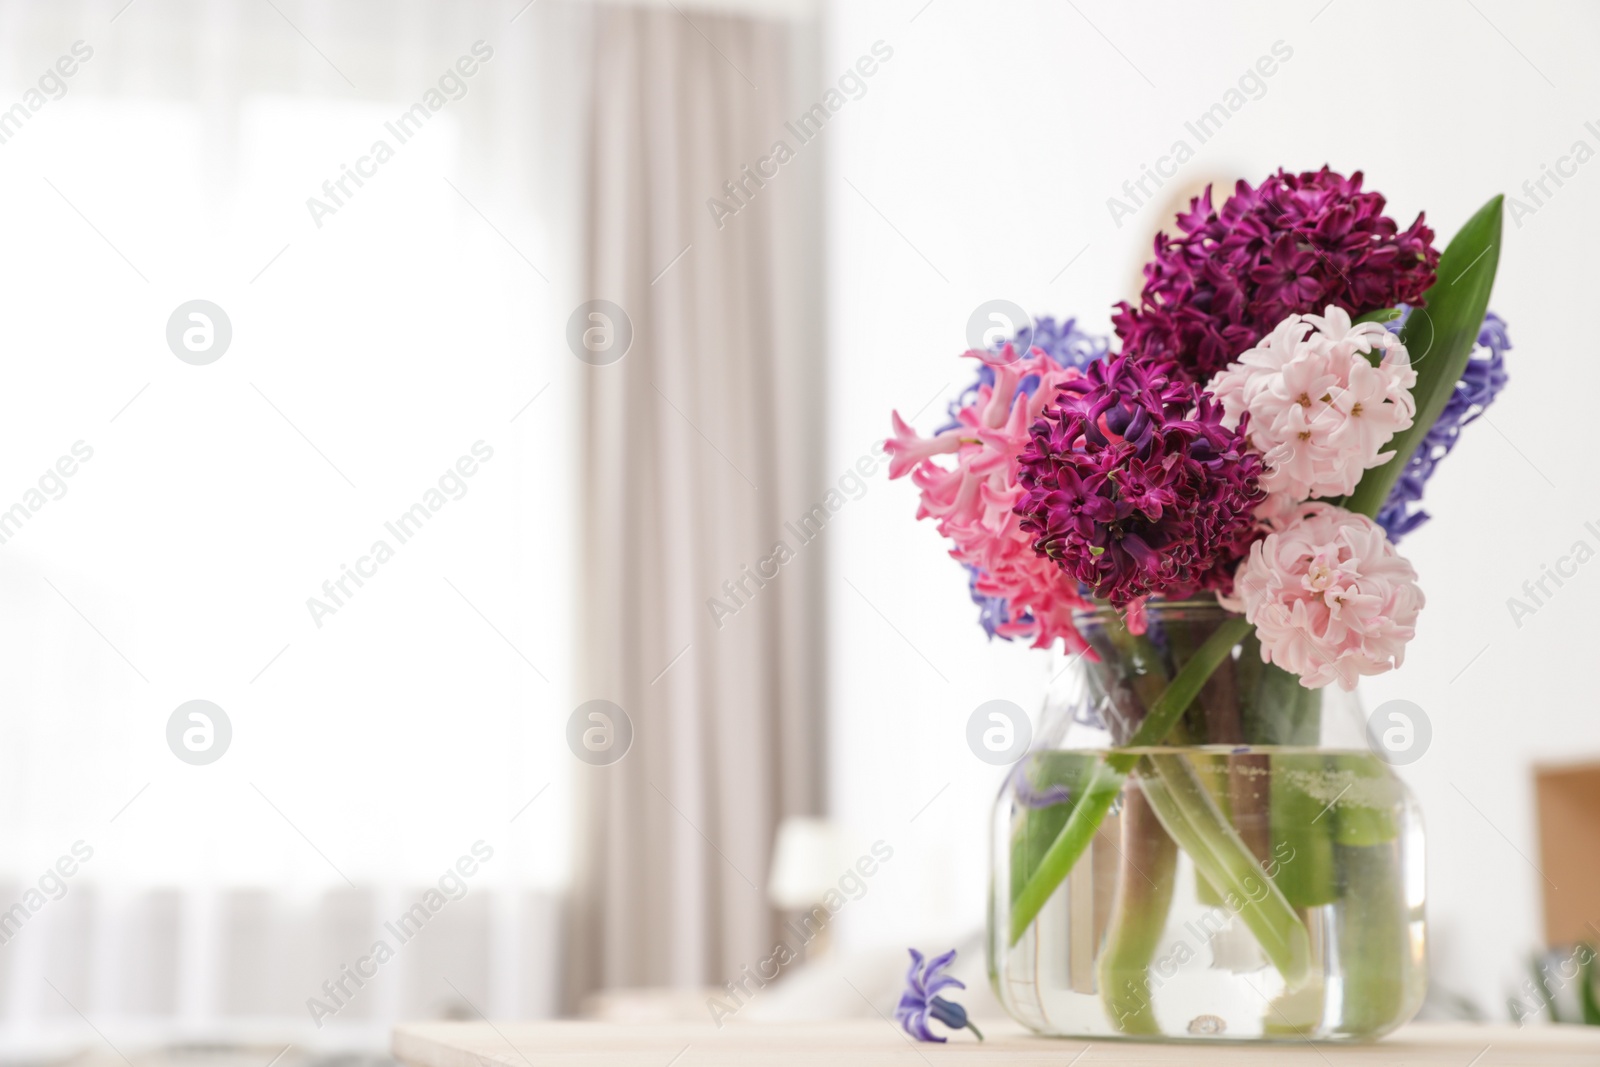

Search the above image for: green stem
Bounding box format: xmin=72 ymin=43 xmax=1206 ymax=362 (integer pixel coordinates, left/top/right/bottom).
xmin=1334 ymin=840 xmax=1409 ymax=1033
xmin=1269 ymin=752 xmax=1339 ymax=909
xmin=1139 ymin=753 xmax=1313 ymax=991
xmin=1097 ymin=790 xmax=1178 ymax=1034
xmin=1329 ymin=754 xmax=1400 ymax=847
xmin=1009 ymin=760 xmax=1125 ymax=944
xmin=1008 ymin=617 xmax=1252 ymax=945
xmin=1009 ymin=752 xmax=1099 ymax=902
xmin=1328 ymin=755 xmax=1407 ymax=1033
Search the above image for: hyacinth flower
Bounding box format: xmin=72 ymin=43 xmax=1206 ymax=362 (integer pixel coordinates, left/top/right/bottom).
xmin=1375 ymin=310 xmax=1510 ymax=542
xmin=1232 ymin=503 xmax=1425 ymax=690
xmin=886 ymin=343 xmax=1097 ymax=654
xmin=1206 ymin=305 xmax=1418 ymax=503
xmin=961 ymin=563 xmax=1031 ymax=640
xmin=937 ymin=316 xmax=1112 ymax=437
xmin=1014 ymin=353 xmax=1265 ymax=617
xmin=1114 ymin=167 xmax=1440 ymax=382
xmin=933 ymin=317 xmax=1111 ymax=643
xmin=895 ymin=949 xmax=983 ymax=1042
xmin=1001 ymin=314 xmax=1112 ymax=374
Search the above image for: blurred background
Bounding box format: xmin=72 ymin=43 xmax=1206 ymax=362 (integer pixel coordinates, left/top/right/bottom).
xmin=1 ymin=0 xmax=1597 ymax=1059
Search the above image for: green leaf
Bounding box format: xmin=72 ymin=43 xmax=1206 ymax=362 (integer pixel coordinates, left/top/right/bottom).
xmin=1353 ymin=307 xmax=1401 ymax=325
xmin=1342 ymin=195 xmax=1503 ymax=519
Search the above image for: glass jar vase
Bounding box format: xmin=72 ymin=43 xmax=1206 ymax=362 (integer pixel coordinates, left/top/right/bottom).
xmin=989 ymin=601 xmax=1424 ymax=1041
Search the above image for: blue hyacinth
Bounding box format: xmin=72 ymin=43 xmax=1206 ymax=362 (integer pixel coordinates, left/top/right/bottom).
xmin=1375 ymin=309 xmax=1510 ymax=543
xmin=896 ymin=948 xmax=983 ymax=1043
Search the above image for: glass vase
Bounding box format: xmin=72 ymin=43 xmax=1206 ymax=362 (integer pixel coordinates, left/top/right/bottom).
xmin=989 ymin=601 xmax=1425 ymax=1041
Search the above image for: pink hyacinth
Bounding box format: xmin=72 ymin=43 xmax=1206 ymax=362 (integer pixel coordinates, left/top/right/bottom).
xmin=1206 ymin=306 xmax=1417 ymax=501
xmin=885 ymin=345 xmax=1092 ymax=654
xmin=1231 ymin=502 xmax=1423 ymax=690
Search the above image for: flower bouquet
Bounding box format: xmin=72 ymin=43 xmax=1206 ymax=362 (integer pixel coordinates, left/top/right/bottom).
xmin=886 ymin=168 xmax=1507 ymax=1041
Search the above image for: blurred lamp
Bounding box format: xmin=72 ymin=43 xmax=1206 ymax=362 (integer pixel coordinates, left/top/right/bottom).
xmin=767 ymin=817 xmax=845 ymax=910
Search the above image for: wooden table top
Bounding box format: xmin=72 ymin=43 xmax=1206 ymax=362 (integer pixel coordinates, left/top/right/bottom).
xmin=393 ymin=1018 xmax=1600 ymax=1066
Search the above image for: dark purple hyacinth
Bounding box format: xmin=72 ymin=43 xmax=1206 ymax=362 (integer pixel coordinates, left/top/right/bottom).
xmin=1015 ymin=355 xmax=1264 ymax=608
xmin=896 ymin=949 xmax=983 ymax=1043
xmin=1377 ymin=310 xmax=1511 ymax=542
xmin=1114 ymin=167 xmax=1440 ymax=380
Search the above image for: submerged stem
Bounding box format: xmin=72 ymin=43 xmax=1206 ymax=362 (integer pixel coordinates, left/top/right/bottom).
xmin=1097 ymin=790 xmax=1179 ymax=1034
xmin=1008 ymin=617 xmax=1252 ymax=944
xmin=1138 ymin=753 xmax=1313 ymax=991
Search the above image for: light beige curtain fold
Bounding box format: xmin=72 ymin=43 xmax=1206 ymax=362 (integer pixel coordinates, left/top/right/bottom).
xmin=567 ymin=3 xmax=826 ymax=1006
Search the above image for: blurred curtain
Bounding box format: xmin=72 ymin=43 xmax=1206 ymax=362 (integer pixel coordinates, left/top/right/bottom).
xmin=568 ymin=5 xmax=827 ymax=1004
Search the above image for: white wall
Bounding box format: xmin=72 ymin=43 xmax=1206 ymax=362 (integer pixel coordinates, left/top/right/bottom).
xmin=824 ymin=0 xmax=1600 ymax=1016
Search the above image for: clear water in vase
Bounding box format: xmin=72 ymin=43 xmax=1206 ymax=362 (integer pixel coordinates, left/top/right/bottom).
xmin=991 ymin=745 xmax=1425 ymax=1041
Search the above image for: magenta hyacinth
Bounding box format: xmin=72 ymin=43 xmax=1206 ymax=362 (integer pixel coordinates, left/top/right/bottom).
xmin=1015 ymin=355 xmax=1264 ymax=609
xmin=1114 ymin=167 xmax=1440 ymax=380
